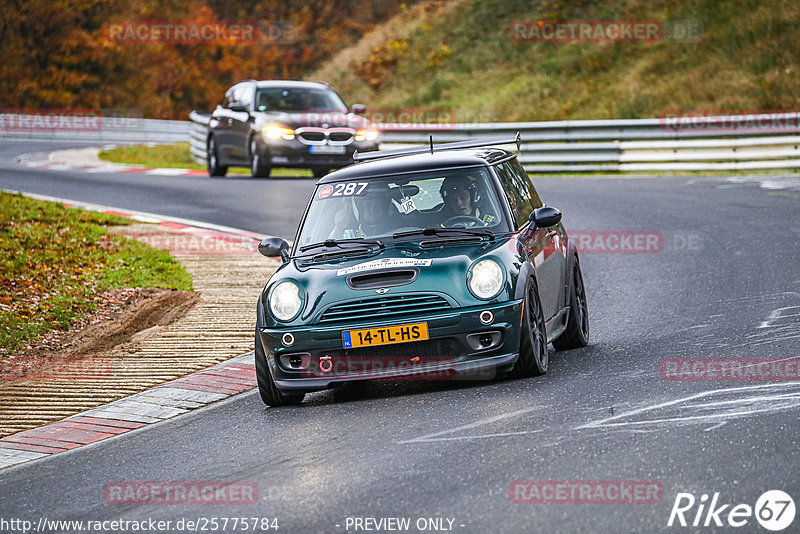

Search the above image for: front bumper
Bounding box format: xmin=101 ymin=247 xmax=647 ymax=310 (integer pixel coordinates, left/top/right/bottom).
xmin=258 ymin=300 xmax=524 ymax=391
xmin=259 ymin=138 xmax=379 ymax=169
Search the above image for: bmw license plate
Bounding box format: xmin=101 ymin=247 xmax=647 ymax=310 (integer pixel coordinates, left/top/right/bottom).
xmin=342 ymin=322 xmax=429 ymax=349
xmin=309 ymin=144 xmax=346 ymax=155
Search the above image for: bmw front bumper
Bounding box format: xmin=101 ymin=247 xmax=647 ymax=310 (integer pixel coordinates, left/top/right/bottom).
xmin=257 ymin=138 xmax=379 ymax=170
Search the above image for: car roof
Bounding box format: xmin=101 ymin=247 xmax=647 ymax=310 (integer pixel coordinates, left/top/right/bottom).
xmin=319 ymin=148 xmax=515 ymax=183
xmin=250 ymin=80 xmax=331 ymax=90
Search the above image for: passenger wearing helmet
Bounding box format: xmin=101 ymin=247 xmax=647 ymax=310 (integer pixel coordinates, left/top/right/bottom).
xmin=439 ymin=174 xmax=496 ymax=226
xmin=330 ymin=184 xmax=397 ymax=238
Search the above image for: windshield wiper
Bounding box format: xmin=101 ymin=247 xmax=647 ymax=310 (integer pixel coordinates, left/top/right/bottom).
xmin=392 ymin=227 xmax=494 ymax=240
xmin=298 ymin=238 xmax=385 ymax=253
xmin=311 ymin=247 xmax=375 ymax=261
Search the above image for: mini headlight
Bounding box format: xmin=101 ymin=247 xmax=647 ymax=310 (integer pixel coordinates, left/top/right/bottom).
xmin=355 ymin=127 xmax=379 ymax=141
xmin=468 ymin=259 xmax=503 ymax=299
xmin=269 ymin=281 xmax=303 ymax=321
xmin=263 ymin=125 xmax=295 ymax=141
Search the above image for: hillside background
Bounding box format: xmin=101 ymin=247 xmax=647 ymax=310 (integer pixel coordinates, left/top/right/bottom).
xmin=2 ymin=0 xmax=798 ymax=121
xmin=312 ymin=0 xmax=799 ymax=121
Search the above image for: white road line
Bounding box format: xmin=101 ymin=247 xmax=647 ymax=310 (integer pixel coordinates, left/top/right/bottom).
xmin=398 ymin=407 xmax=541 ymax=444
xmin=1 ymin=189 xmax=266 ymax=240
xmin=576 ymin=383 xmax=800 ymax=430
xmin=584 ymin=406 xmax=797 ymax=428
xmin=401 ymin=429 xmax=544 ymax=443
xmin=145 ymin=168 xmax=188 ymax=175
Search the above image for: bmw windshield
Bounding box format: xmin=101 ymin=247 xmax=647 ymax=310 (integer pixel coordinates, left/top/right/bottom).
xmin=254 ymin=87 xmax=348 ymax=112
xmin=295 ymin=168 xmax=509 ymax=249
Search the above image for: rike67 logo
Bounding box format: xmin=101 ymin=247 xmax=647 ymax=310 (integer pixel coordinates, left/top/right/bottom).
xmin=668 ymin=490 xmax=795 ymax=531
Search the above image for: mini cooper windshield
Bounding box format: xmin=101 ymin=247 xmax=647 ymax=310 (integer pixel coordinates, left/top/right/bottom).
xmin=296 ymin=168 xmax=507 ymax=249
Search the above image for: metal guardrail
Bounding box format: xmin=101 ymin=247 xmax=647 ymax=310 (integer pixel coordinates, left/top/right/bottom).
xmin=188 ymin=112 xmax=211 ymax=163
xmin=375 ymin=113 xmax=800 ymax=172
xmin=0 ymin=113 xmax=190 ymax=144
xmin=189 ymin=110 xmax=800 ymax=172
xmin=4 ymin=110 xmax=798 ymax=173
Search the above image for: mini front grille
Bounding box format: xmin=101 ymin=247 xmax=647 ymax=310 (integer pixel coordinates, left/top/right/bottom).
xmin=318 ymin=294 xmax=452 ymax=324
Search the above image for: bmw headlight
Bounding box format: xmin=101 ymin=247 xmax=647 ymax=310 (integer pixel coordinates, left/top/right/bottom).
xmin=269 ymin=281 xmax=303 ymax=321
xmin=355 ymin=127 xmax=379 ymax=141
xmin=468 ymin=259 xmax=504 ymax=299
xmin=263 ymin=124 xmax=295 ymax=141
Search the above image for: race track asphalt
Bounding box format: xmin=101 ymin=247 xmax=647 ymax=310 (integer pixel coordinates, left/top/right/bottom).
xmin=1 ymin=139 xmax=799 ymax=533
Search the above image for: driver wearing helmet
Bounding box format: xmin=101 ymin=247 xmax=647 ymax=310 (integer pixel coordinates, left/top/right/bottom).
xmin=439 ymin=174 xmax=496 ymax=226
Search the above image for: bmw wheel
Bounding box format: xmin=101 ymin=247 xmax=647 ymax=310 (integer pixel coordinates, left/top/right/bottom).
xmin=207 ymin=137 xmax=227 ymax=177
xmin=250 ymin=137 xmax=271 ymax=178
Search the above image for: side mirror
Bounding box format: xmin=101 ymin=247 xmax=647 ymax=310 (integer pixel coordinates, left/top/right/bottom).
xmin=530 ymin=206 xmax=562 ymax=228
xmin=259 ymin=237 xmax=290 ymax=262
xmin=351 ymin=104 xmax=366 ymax=115
xmin=229 ymin=102 xmax=248 ymax=113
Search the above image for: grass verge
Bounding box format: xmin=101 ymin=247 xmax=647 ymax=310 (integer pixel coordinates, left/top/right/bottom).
xmin=0 ymin=192 xmax=192 ymax=356
xmin=312 ymin=0 xmax=799 ymax=122
xmin=98 ymin=142 xmax=312 ymax=177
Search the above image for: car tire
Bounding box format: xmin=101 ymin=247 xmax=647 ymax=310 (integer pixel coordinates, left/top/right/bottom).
xmin=207 ymin=137 xmax=227 ymax=177
xmin=553 ymin=259 xmax=589 ymax=350
xmin=255 ymin=330 xmax=304 ymax=407
xmin=250 ymin=137 xmax=271 ymax=178
xmin=512 ymin=277 xmax=549 ymax=378
xmin=312 ymin=168 xmax=329 ymax=179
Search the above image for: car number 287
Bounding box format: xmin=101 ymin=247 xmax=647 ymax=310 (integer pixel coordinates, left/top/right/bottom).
xmin=331 ymin=182 xmax=368 ymax=196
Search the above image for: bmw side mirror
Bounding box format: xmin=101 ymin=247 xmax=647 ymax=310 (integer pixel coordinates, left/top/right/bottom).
xmin=229 ymin=102 xmax=248 ymax=113
xmin=351 ymin=104 xmax=366 ymax=115
xmin=530 ymin=206 xmax=562 ymax=228
xmin=259 ymin=237 xmax=290 ymax=263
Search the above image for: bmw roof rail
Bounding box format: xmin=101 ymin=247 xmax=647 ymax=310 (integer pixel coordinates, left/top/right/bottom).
xmin=353 ymin=132 xmax=521 ymax=163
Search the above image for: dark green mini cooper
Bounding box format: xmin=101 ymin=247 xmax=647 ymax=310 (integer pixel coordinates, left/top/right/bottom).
xmin=255 ymin=136 xmax=589 ymax=406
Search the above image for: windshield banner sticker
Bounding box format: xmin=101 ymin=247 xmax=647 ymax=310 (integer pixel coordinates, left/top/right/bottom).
xmin=337 ymin=258 xmax=432 ymax=276
xmin=318 ymin=182 xmax=369 ymax=199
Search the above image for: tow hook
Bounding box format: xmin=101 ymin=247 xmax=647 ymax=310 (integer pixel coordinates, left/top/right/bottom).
xmin=319 ymin=355 xmax=333 ymax=373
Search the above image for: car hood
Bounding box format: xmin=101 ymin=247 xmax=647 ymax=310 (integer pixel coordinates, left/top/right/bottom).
xmin=255 ymin=110 xmax=371 ymax=130
xmin=261 ymin=237 xmax=521 ymax=327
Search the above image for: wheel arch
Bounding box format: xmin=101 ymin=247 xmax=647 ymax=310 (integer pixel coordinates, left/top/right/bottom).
xmin=563 ymin=249 xmax=581 ymax=308
xmin=514 ymin=262 xmax=537 ymax=301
